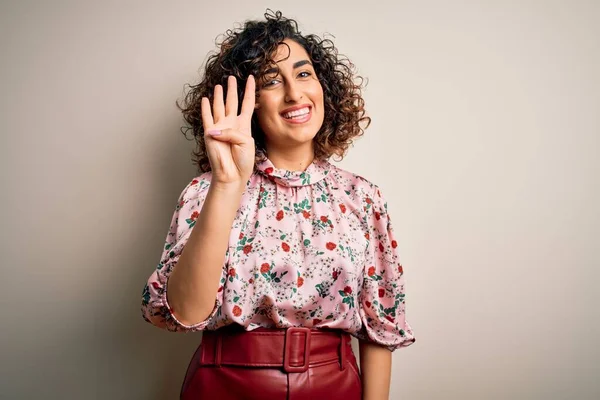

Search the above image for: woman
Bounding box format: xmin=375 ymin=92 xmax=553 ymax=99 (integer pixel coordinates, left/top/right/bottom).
xmin=142 ymin=10 xmax=415 ymax=400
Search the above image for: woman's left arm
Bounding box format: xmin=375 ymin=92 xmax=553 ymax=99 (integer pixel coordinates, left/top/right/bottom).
xmin=359 ymin=340 xmax=392 ymax=400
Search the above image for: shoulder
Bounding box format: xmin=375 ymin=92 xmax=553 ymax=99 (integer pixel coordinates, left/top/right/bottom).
xmin=326 ymin=162 xmax=381 ymax=198
xmin=177 ymin=171 xmax=214 ymax=204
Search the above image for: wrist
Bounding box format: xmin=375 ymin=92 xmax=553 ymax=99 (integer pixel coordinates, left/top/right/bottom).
xmin=210 ymin=181 xmax=246 ymax=195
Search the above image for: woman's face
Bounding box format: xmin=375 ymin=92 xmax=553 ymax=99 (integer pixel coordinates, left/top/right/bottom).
xmin=254 ymin=39 xmax=325 ymax=152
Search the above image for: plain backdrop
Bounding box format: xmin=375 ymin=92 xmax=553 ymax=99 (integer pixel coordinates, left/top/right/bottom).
xmin=1 ymin=0 xmax=598 ymax=399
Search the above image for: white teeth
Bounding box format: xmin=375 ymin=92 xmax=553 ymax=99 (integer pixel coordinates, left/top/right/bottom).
xmin=283 ymin=107 xmax=310 ymax=119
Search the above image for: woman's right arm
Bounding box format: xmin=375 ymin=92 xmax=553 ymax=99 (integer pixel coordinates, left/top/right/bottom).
xmin=142 ymin=75 xmax=256 ymax=331
xmin=167 ymin=181 xmax=244 ymax=326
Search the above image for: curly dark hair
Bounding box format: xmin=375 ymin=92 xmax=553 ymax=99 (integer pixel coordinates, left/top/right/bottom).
xmin=177 ymin=9 xmax=371 ymax=174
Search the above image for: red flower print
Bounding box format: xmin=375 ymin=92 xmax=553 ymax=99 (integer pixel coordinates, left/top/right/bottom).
xmin=249 ymin=278 xmax=254 ymax=284
xmin=378 ymin=288 xmax=385 ymax=298
xmin=313 ymin=318 xmax=322 ymax=325
xmin=366 ymin=197 xmax=373 ymax=204
xmin=339 ymin=204 xmax=346 ymax=213
xmin=260 ymin=263 xmax=270 ymax=273
xmin=344 ymin=286 xmax=352 ymax=294
xmin=282 ymin=242 xmax=290 ymax=252
xmin=365 ymin=301 xmax=372 ymax=308
xmin=320 ymin=215 xmax=328 ymax=223
xmin=398 ymin=265 xmax=403 ymax=274
xmin=217 ymin=286 xmax=223 ymax=292
xmin=367 ymin=266 xmax=376 ymax=277
xmin=239 ymin=232 xmax=244 ymax=240
xmin=326 ymin=242 xmax=337 ymax=251
xmin=391 ymin=240 xmax=397 ymax=248
xmin=228 ymin=268 xmax=236 ymax=277
xmin=191 ymin=179 xmax=199 ymax=185
xmin=379 ymin=242 xmax=385 ymax=252
xmin=365 ymin=233 xmax=370 ymax=240
xmin=243 ymin=245 xmax=253 ymax=254
xmin=190 ymin=211 xmax=199 ymax=221
xmin=297 ymin=277 xmax=304 ymax=287
xmin=232 ymin=305 xmax=242 ymax=317
xmin=385 ymin=315 xmax=395 ymax=323
xmin=302 ymin=210 xmax=311 ymax=219
xmin=375 ymin=212 xmax=381 ymax=220
xmin=332 ymin=270 xmax=339 ymax=280
xmin=151 ymin=282 xmax=160 ymax=290
xmin=264 ymin=167 xmax=274 ymax=175
xmin=276 ymin=210 xmax=284 ymax=221
xmin=260 ymin=186 xmax=266 ymax=193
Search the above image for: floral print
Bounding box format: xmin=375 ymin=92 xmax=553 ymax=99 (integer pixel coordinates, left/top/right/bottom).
xmin=141 ymin=157 xmax=415 ymax=351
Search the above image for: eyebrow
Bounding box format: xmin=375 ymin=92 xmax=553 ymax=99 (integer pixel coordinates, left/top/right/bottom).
xmin=264 ymin=60 xmax=312 ymax=76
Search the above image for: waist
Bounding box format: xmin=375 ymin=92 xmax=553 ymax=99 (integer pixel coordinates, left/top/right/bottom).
xmin=198 ymin=325 xmax=350 ymax=373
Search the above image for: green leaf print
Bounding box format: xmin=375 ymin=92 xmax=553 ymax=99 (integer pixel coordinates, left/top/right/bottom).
xmin=316 ymin=283 xmax=329 ymax=298
xmin=342 ymin=297 xmax=355 ymax=308
xmin=142 ymin=285 xmax=150 ymax=305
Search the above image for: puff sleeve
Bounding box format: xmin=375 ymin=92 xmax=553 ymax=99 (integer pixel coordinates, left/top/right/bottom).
xmin=357 ymin=185 xmax=415 ymax=351
xmin=141 ymin=176 xmax=226 ymax=332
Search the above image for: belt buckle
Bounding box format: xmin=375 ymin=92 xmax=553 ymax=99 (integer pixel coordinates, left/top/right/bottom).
xmin=283 ymin=327 xmax=311 ymax=373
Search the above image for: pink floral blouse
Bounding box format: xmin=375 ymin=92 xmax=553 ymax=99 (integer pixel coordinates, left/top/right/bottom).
xmin=141 ymin=157 xmax=415 ymax=351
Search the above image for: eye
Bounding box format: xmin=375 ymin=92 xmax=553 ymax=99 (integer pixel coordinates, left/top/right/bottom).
xmin=298 ymin=71 xmax=312 ymax=78
xmin=262 ymin=77 xmax=280 ymax=88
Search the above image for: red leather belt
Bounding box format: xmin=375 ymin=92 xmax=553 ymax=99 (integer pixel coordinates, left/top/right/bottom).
xmin=198 ymin=325 xmax=349 ymax=373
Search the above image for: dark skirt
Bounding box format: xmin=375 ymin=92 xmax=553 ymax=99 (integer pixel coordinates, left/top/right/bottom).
xmin=180 ymin=325 xmax=362 ymax=400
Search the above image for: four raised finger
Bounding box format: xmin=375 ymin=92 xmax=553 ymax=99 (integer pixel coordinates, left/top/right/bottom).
xmin=225 ymin=75 xmax=238 ymax=117
xmin=212 ymin=84 xmax=225 ymax=123
xmin=240 ymin=75 xmax=256 ymax=124
xmin=201 ymin=97 xmax=214 ymax=129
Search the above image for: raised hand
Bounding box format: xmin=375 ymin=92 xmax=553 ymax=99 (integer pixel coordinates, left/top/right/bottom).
xmin=202 ymin=75 xmax=256 ymax=187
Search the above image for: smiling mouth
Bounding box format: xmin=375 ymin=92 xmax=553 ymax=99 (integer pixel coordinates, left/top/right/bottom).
xmin=280 ymin=107 xmax=312 ymax=124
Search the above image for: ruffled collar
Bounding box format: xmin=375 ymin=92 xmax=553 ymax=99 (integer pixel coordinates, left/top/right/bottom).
xmin=255 ymin=157 xmax=331 ymax=187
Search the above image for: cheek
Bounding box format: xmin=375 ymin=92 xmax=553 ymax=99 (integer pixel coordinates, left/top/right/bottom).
xmin=256 ymin=97 xmax=281 ymax=121
xmin=309 ymin=83 xmax=325 ymax=107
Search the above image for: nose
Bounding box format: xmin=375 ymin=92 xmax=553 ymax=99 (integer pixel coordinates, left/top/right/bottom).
xmin=284 ymin=80 xmax=303 ymax=103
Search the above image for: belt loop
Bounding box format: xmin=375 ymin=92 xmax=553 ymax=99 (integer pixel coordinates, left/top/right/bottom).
xmin=215 ymin=335 xmax=222 ymax=368
xmin=339 ymin=332 xmax=346 ymax=371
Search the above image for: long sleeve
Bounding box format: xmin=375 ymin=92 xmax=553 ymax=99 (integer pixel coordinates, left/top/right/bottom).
xmin=357 ymin=185 xmax=415 ymax=351
xmin=141 ymin=176 xmax=226 ymax=332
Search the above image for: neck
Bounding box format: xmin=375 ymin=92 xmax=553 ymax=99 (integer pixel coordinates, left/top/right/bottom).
xmin=265 ymin=142 xmax=315 ymax=171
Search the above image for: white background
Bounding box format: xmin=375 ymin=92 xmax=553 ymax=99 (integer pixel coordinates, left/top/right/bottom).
xmin=1 ymin=0 xmax=598 ymax=398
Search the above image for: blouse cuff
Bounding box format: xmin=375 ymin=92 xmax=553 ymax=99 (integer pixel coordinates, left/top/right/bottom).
xmin=161 ymin=270 xmax=220 ymax=331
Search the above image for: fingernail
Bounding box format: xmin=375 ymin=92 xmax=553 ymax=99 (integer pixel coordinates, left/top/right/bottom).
xmin=207 ymin=129 xmax=222 ymax=136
